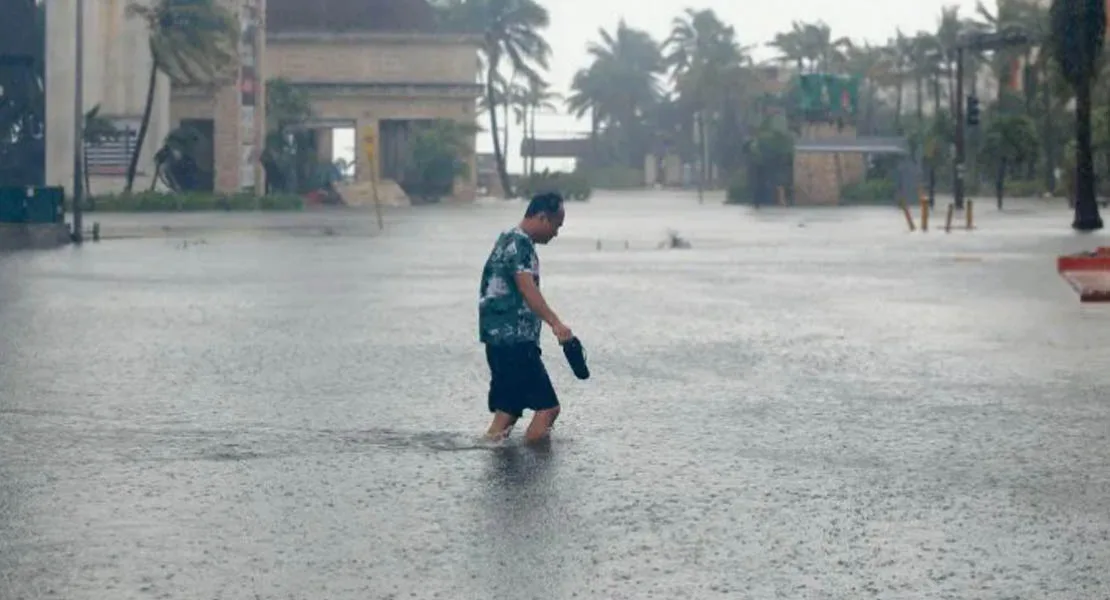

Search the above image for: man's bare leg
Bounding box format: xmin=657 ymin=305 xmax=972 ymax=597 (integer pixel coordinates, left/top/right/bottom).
xmin=524 ymin=406 xmax=560 ymax=444
xmin=485 ymin=411 xmax=519 ymax=441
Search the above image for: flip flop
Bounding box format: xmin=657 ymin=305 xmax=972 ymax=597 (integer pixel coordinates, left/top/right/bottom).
xmin=561 ymin=336 xmax=590 ymax=380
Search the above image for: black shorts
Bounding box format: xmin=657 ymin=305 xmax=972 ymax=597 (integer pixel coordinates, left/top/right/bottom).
xmin=485 ymin=342 xmax=559 ymax=418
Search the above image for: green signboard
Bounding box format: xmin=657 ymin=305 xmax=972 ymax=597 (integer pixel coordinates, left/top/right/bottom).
xmin=797 ymin=74 xmax=860 ymax=122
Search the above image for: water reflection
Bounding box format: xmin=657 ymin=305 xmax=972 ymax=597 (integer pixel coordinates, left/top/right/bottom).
xmin=473 ymin=442 xmax=571 ymax=599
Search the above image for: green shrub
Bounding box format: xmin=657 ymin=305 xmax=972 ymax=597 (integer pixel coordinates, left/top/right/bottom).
xmin=400 ymin=119 xmax=476 ymax=204
xmin=1003 ymin=179 xmax=1048 ymax=198
xmin=725 ymin=171 xmax=749 ymax=204
xmin=580 ymin=166 xmax=643 ymax=189
xmin=89 ymin=191 xmax=303 ymax=212
xmin=517 ymin=170 xmax=592 ymax=201
xmin=840 ymin=179 xmax=897 ymax=204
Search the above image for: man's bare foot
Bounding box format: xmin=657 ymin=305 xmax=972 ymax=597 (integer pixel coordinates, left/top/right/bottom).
xmin=483 ymin=426 xmax=512 ymax=443
xmin=523 ymin=428 xmax=553 ymax=445
xmin=484 ymin=411 xmax=518 ymax=443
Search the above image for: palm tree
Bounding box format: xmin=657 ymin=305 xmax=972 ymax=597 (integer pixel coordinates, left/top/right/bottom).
xmin=978 ymin=114 xmax=1039 ymax=208
xmin=935 ymin=6 xmax=965 ymax=113
xmin=261 ymin=78 xmax=313 ymax=194
xmin=501 ymin=77 xmax=529 ymax=170
xmin=518 ymin=78 xmax=560 ymax=177
xmin=1050 ymin=0 xmax=1105 ymax=230
xmin=768 ymin=26 xmax=807 ymax=72
xmin=565 ymin=65 xmax=607 ymax=165
xmin=768 ymin=21 xmax=851 ymax=73
xmin=445 ymin=0 xmax=550 ymax=198
xmin=977 ymin=0 xmax=1041 ymax=102
xmin=907 ymin=32 xmax=941 ymax=123
xmin=124 ymin=0 xmax=237 ymax=193
xmin=664 ymin=8 xmax=747 ymax=190
xmin=584 ymin=21 xmax=664 ymax=167
xmin=844 ymin=43 xmax=888 ymax=134
xmin=888 ymin=31 xmax=915 ymax=131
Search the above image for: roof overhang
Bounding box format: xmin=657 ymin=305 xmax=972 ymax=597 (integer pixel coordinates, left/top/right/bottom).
xmin=794 ymin=136 xmax=910 ymax=155
xmin=291 ymin=81 xmax=482 ymax=99
xmin=266 ymin=31 xmax=484 ymax=47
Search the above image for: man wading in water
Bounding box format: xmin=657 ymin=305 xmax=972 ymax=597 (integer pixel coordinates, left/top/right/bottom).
xmin=478 ymin=192 xmax=572 ymax=443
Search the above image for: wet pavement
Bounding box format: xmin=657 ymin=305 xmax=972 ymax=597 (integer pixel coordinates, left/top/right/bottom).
xmin=2 ymin=191 xmax=1109 ymax=599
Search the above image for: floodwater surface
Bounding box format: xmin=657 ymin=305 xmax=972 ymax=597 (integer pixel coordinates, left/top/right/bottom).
xmin=1 ymin=192 xmax=1109 ymax=599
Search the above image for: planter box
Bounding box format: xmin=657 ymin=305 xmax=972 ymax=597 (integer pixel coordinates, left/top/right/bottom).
xmin=1058 ymin=247 xmax=1110 ymax=303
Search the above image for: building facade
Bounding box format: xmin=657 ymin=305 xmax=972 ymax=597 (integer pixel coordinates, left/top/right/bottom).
xmin=46 ymin=0 xmax=174 ymax=193
xmin=45 ymin=0 xmax=482 ymax=201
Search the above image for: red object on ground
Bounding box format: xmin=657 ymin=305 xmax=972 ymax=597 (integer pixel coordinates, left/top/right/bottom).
xmin=303 ymin=190 xmax=328 ymax=207
xmin=1057 ymin=247 xmax=1110 ymax=302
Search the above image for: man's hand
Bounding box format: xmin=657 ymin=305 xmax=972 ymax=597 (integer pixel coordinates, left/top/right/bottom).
xmin=551 ymin=321 xmax=573 ymax=343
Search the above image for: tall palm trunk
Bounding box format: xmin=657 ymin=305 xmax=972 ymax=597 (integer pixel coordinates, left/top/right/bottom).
xmin=1104 ymin=115 xmax=1110 ymax=188
xmin=502 ymin=101 xmax=510 ymax=169
xmin=1042 ymin=61 xmax=1056 ymax=192
xmin=1022 ymin=52 xmax=1035 ymax=113
xmin=485 ymin=65 xmax=512 ymax=199
xmin=1073 ymin=75 xmax=1103 ymax=230
xmin=532 ymin=104 xmax=541 ymax=175
xmin=895 ymin=79 xmax=904 ymax=132
xmin=932 ymin=75 xmax=942 ymax=115
xmin=947 ymin=58 xmax=957 ymax=114
xmin=589 ymin=107 xmax=599 ymax=166
xmin=996 ymin=159 xmax=1007 ymax=209
xmin=862 ymin=80 xmax=874 ymax=135
xmin=125 ymin=62 xmax=159 ymax=193
xmin=928 ymin=73 xmax=941 ymax=208
xmin=915 ymin=76 xmax=924 ymax=123
xmin=83 ymin=151 xmax=92 ymax=200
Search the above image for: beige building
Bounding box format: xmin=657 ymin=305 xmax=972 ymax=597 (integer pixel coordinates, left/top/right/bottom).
xmin=46 ymin=0 xmax=175 ymax=193
xmin=46 ymin=0 xmax=482 ymax=202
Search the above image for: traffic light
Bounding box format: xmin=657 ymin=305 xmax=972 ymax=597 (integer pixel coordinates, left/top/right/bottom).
xmin=966 ymin=95 xmax=980 ymax=127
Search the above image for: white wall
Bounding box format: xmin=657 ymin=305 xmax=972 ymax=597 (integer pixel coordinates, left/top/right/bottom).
xmin=45 ymin=0 xmax=170 ymax=193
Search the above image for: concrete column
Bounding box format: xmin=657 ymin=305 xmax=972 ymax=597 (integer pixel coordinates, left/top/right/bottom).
xmin=356 ymin=118 xmax=379 ymax=184
xmin=252 ymin=0 xmax=267 ymax=193
xmin=101 ymin=0 xmax=122 ymax=113
xmin=663 ymin=154 xmax=682 ymax=186
xmin=83 ymin=0 xmax=103 ymax=112
xmin=45 ymin=0 xmax=104 ymax=188
xmin=45 ymin=0 xmax=77 ymax=189
xmin=213 ymin=83 xmax=241 ymax=193
xmin=453 ymin=142 xmax=477 ymax=202
xmin=211 ymin=0 xmax=266 ymax=194
xmin=643 ymin=154 xmax=657 ymax=186
xmin=316 ymin=129 xmax=334 ymax=163
xmin=213 ymin=0 xmax=263 ymax=194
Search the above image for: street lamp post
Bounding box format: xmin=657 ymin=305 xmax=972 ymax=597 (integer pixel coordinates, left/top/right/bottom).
xmin=952 ymin=27 xmax=1032 ymax=210
xmin=72 ymin=0 xmax=85 ymax=243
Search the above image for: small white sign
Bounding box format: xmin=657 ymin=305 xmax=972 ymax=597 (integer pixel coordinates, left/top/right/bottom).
xmin=240 ymin=106 xmax=255 ymax=139
xmin=240 ymin=145 xmax=255 ymax=189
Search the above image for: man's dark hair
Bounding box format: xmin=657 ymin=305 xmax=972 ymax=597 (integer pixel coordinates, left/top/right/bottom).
xmin=524 ymin=192 xmax=564 ymax=218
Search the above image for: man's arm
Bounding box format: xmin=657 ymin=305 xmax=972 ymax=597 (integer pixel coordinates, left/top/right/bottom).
xmin=514 ymin=271 xmax=562 ymax=328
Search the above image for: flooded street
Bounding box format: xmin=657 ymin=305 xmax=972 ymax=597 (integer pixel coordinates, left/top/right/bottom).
xmin=2 ymin=192 xmax=1109 ymax=599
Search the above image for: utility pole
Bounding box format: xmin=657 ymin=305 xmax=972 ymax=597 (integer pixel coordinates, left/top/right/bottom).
xmin=954 ymin=46 xmax=965 ymax=210
xmin=694 ymin=111 xmax=704 ymax=203
xmin=952 ymin=27 xmax=1032 ymax=212
xmin=72 ymin=0 xmax=85 ymax=243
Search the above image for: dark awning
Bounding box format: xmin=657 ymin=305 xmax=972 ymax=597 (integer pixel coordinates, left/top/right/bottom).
xmin=266 ymin=0 xmax=438 ymax=34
